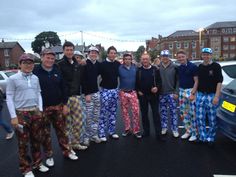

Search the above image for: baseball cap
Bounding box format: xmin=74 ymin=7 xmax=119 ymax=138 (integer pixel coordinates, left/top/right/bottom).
xmin=74 ymin=51 xmax=83 ymax=57
xmin=88 ymin=46 xmax=99 ymax=53
xmin=19 ymin=53 xmax=34 ymax=62
xmin=160 ymin=50 xmax=170 ymax=56
xmin=201 ymin=48 xmax=213 ymax=54
xmin=41 ymin=48 xmax=55 ymax=56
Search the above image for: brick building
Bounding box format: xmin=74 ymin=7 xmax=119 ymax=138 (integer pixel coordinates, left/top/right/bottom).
xmin=0 ymin=41 xmax=25 ymax=69
xmin=146 ymin=21 xmax=236 ymax=60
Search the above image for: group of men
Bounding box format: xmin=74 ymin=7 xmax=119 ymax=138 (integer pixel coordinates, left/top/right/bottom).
xmin=5 ymin=40 xmax=223 ymax=177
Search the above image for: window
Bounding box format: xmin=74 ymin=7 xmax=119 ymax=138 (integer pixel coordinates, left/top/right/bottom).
xmin=230 ymin=53 xmax=236 ymax=58
xmin=227 ymin=28 xmax=233 ymax=34
xmin=184 ymin=42 xmax=189 ymax=48
xmin=213 ymin=29 xmax=217 ymax=34
xmin=192 ymin=51 xmax=196 ymax=59
xmin=233 ymin=28 xmax=236 ymax=33
xmin=192 ymin=41 xmax=196 ymax=48
xmin=0 ymin=74 xmax=4 ymax=80
xmin=223 ymin=45 xmax=229 ymax=50
xmin=4 ymin=49 xmax=9 ymax=56
xmin=223 ymin=53 xmax=229 ymax=59
xmin=169 ymin=43 xmax=173 ymax=49
xmin=230 ymin=37 xmax=236 ymax=42
xmin=176 ymin=42 xmax=181 ymax=49
xmin=222 ymin=29 xmax=226 ymax=33
xmin=222 ymin=65 xmax=236 ymax=79
xmin=214 ymin=47 xmax=219 ymax=52
xmin=230 ymin=45 xmax=236 ymax=50
xmin=223 ymin=37 xmax=229 ymax=42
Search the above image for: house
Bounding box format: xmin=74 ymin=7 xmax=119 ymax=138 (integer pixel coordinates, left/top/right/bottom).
xmin=0 ymin=41 xmax=25 ymax=69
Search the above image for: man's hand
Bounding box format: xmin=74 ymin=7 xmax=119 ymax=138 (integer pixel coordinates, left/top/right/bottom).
xmin=213 ymin=96 xmax=219 ymax=105
xmin=151 ymin=87 xmax=158 ymax=94
xmin=11 ymin=117 xmax=18 ymax=127
xmin=85 ymin=95 xmax=91 ymax=103
xmin=62 ymin=105 xmax=69 ymax=116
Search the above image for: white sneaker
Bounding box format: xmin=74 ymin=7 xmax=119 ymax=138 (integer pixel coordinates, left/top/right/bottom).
xmin=111 ymin=134 xmax=119 ymax=139
xmin=73 ymin=144 xmax=88 ymax=150
xmin=100 ymin=137 xmax=107 ymax=142
xmin=91 ymin=136 xmax=101 ymax=143
xmin=172 ymin=131 xmax=179 ymax=138
xmin=181 ymin=132 xmax=190 ymax=139
xmin=189 ymin=135 xmax=197 ymax=142
xmin=24 ymin=171 xmax=35 ymax=177
xmin=68 ymin=152 xmax=78 ymax=160
xmin=83 ymin=138 xmax=90 ymax=146
xmin=45 ymin=158 xmax=54 ymax=167
xmin=71 ymin=149 xmax=76 ymax=155
xmin=6 ymin=131 xmax=14 ymax=140
xmin=161 ymin=128 xmax=168 ymax=135
xmin=37 ymin=164 xmax=49 ymax=172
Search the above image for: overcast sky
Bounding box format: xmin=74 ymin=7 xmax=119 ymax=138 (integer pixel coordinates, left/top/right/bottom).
xmin=1 ymin=0 xmax=236 ymax=52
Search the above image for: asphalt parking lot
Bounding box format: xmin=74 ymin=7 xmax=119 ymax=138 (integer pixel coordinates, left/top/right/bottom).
xmin=0 ymin=102 xmax=236 ymax=177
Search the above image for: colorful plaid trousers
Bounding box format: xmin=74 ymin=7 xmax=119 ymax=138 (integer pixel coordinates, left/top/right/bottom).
xmin=196 ymin=92 xmax=218 ymax=142
xmin=179 ymin=88 xmax=197 ymax=136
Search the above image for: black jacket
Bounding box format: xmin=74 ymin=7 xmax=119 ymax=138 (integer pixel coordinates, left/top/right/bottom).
xmin=57 ymin=56 xmax=84 ymax=97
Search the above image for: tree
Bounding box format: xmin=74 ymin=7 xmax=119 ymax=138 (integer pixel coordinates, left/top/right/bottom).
xmin=134 ymin=45 xmax=145 ymax=62
xmin=31 ymin=31 xmax=61 ymax=54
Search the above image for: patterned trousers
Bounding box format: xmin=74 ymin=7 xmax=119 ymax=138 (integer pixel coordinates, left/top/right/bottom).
xmin=84 ymin=92 xmax=100 ymax=139
xmin=99 ymin=88 xmax=118 ymax=138
xmin=160 ymin=94 xmax=178 ymax=131
xmin=119 ymin=90 xmax=140 ymax=134
xmin=196 ymin=92 xmax=218 ymax=142
xmin=42 ymin=105 xmax=70 ymax=158
xmin=16 ymin=109 xmax=43 ymax=174
xmin=179 ymin=88 xmax=197 ymax=136
xmin=66 ymin=95 xmax=86 ymax=147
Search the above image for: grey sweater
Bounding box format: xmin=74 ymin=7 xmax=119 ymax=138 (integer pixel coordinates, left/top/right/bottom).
xmin=159 ymin=61 xmax=178 ymax=94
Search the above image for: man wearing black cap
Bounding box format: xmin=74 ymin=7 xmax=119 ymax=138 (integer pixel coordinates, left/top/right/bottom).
xmin=33 ymin=49 xmax=78 ymax=167
xmin=6 ymin=53 xmax=49 ymax=177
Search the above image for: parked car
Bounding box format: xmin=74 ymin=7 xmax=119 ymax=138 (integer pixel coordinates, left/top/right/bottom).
xmin=190 ymin=60 xmax=236 ymax=87
xmin=217 ymin=79 xmax=236 ymax=141
xmin=0 ymin=70 xmax=18 ymax=95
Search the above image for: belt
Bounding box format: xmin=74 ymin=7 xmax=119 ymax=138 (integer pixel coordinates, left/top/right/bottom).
xmin=121 ymin=89 xmax=134 ymax=93
xmin=17 ymin=106 xmax=37 ymax=112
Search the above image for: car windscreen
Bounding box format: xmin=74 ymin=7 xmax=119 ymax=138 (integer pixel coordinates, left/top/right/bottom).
xmin=222 ymin=65 xmax=236 ymax=79
xmin=223 ymin=79 xmax=236 ymax=94
xmin=4 ymin=71 xmax=17 ymax=77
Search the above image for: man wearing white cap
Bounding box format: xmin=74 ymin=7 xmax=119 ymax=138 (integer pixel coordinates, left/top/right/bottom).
xmin=159 ymin=50 xmax=179 ymax=138
xmin=82 ymin=46 xmax=102 ymax=145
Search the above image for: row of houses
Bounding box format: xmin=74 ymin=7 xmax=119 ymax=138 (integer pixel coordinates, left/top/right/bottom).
xmin=146 ymin=21 xmax=236 ymax=60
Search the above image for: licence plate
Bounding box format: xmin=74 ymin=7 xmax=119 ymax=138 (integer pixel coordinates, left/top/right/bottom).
xmin=222 ymin=101 xmax=236 ymax=113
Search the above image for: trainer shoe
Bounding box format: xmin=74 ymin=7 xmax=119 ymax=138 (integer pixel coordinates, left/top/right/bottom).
xmin=91 ymin=136 xmax=101 ymax=143
xmin=68 ymin=152 xmax=78 ymax=160
xmin=37 ymin=164 xmax=49 ymax=172
xmin=110 ymin=134 xmax=119 ymax=139
xmin=83 ymin=138 xmax=90 ymax=146
xmin=189 ymin=135 xmax=197 ymax=142
xmin=122 ymin=130 xmax=131 ymax=137
xmin=172 ymin=131 xmax=179 ymax=138
xmin=161 ymin=128 xmax=168 ymax=135
xmin=100 ymin=137 xmax=107 ymax=142
xmin=71 ymin=149 xmax=76 ymax=155
xmin=45 ymin=158 xmax=54 ymax=167
xmin=73 ymin=144 xmax=88 ymax=150
xmin=134 ymin=132 xmax=142 ymax=139
xmin=6 ymin=131 xmax=14 ymax=140
xmin=24 ymin=171 xmax=35 ymax=177
xmin=181 ymin=132 xmax=190 ymax=139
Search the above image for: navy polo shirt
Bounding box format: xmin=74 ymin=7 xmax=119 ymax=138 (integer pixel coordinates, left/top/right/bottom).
xmin=178 ymin=61 xmax=198 ymax=89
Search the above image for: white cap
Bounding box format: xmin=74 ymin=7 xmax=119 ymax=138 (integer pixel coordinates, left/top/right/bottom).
xmin=160 ymin=50 xmax=170 ymax=56
xmin=89 ymin=46 xmax=99 ymax=53
xmin=74 ymin=51 xmax=83 ymax=56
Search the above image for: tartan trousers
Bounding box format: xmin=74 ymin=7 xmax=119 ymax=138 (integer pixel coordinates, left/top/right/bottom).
xmin=179 ymin=88 xmax=197 ymax=136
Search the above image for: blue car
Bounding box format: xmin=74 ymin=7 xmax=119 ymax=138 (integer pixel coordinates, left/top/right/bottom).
xmin=217 ymin=79 xmax=236 ymax=141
